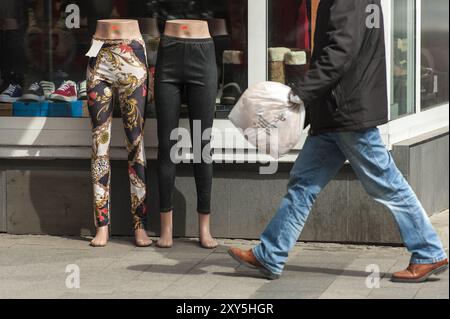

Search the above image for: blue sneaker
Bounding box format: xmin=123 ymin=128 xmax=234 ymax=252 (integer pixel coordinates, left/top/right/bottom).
xmin=0 ymin=84 xmax=23 ymax=103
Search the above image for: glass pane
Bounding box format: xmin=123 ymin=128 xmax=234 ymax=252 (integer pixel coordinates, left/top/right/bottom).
xmin=421 ymin=0 xmax=449 ymax=109
xmin=0 ymin=0 xmax=248 ymax=119
xmin=391 ymin=0 xmax=416 ymax=120
xmin=267 ymin=0 xmax=313 ymax=85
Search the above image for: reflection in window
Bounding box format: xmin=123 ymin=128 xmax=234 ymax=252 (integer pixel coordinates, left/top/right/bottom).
xmin=391 ymin=0 xmax=415 ymax=120
xmin=0 ymin=0 xmax=248 ymax=119
xmin=421 ymin=0 xmax=449 ymax=109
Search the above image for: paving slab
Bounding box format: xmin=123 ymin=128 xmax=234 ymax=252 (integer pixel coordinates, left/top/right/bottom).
xmin=0 ymin=226 xmax=448 ymax=299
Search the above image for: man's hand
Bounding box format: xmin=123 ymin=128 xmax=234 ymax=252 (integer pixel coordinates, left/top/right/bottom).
xmin=289 ymin=91 xmax=304 ymax=106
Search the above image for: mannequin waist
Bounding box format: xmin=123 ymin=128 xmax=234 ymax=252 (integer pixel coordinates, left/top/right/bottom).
xmin=94 ymin=19 xmax=142 ymax=40
xmin=164 ymin=20 xmax=211 ymax=39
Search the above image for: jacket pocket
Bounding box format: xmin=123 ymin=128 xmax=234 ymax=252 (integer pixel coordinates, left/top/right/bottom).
xmin=332 ymin=82 xmax=345 ymax=112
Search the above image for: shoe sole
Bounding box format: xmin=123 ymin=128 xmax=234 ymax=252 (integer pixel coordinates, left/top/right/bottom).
xmin=21 ymin=94 xmax=45 ymax=102
xmin=78 ymin=90 xmax=87 ymax=100
xmin=228 ymin=250 xmax=281 ymax=280
xmin=50 ymin=96 xmax=77 ymax=102
xmin=0 ymin=96 xmax=20 ymax=103
xmin=391 ymin=264 xmax=449 ymax=283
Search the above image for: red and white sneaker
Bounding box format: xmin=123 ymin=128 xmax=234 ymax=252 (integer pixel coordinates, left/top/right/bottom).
xmin=49 ymin=81 xmax=78 ymax=102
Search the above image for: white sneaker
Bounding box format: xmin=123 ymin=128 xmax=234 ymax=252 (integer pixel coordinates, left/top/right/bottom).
xmin=40 ymin=81 xmax=56 ymax=100
xmin=78 ymin=80 xmax=87 ymax=100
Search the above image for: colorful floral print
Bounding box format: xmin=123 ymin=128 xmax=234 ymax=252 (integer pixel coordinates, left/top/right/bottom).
xmin=87 ymin=38 xmax=148 ymax=230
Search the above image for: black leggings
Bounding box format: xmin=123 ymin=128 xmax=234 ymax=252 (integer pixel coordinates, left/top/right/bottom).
xmin=155 ymin=35 xmax=217 ymax=214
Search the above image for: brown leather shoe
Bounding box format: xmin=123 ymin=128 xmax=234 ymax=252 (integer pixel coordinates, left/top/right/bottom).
xmin=228 ymin=247 xmax=281 ymax=280
xmin=391 ymin=259 xmax=449 ymax=283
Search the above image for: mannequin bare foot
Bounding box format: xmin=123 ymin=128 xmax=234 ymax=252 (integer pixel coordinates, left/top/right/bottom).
xmin=90 ymin=226 xmax=109 ymax=247
xmin=135 ymin=228 xmax=153 ymax=247
xmin=156 ymin=211 xmax=173 ymax=248
xmin=198 ymin=213 xmax=218 ymax=249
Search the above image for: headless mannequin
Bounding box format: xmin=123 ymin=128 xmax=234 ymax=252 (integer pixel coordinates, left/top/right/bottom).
xmin=138 ymin=18 xmax=160 ymax=66
xmin=138 ymin=18 xmax=160 ymax=38
xmin=207 ymin=19 xmax=228 ymax=37
xmin=207 ymin=19 xmax=230 ymax=89
xmin=156 ymin=20 xmax=218 ymax=249
xmin=90 ymin=19 xmax=152 ymax=248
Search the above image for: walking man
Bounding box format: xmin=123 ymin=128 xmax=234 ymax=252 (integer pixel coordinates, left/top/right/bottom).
xmin=228 ymin=0 xmax=448 ymax=283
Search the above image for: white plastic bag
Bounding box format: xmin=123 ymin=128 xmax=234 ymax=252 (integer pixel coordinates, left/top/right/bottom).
xmin=228 ymin=81 xmax=306 ymax=158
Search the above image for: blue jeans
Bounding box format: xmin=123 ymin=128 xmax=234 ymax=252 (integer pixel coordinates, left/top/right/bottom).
xmin=253 ymin=128 xmax=447 ymax=275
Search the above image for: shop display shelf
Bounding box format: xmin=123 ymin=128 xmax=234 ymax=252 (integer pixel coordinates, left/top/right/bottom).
xmin=12 ymin=101 xmax=84 ymax=118
xmin=13 ymin=101 xmax=49 ymax=117
xmin=47 ymin=101 xmax=84 ymax=118
xmin=0 ymin=103 xmax=13 ymax=117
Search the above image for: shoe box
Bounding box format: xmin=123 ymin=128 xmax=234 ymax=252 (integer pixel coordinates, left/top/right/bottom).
xmin=12 ymin=101 xmax=84 ymax=118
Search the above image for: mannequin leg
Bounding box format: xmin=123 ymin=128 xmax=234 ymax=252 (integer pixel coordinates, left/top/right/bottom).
xmin=157 ymin=211 xmax=173 ymax=248
xmin=187 ymin=82 xmax=218 ymax=249
xmin=198 ymin=213 xmax=218 ymax=249
xmin=119 ymin=74 xmax=151 ymax=247
xmin=91 ymin=226 xmax=109 ymax=247
xmin=155 ymin=81 xmax=183 ymax=248
xmin=88 ymin=81 xmax=114 ymax=247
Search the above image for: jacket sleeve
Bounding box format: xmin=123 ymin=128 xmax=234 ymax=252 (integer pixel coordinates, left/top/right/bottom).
xmin=292 ymin=0 xmax=366 ymax=105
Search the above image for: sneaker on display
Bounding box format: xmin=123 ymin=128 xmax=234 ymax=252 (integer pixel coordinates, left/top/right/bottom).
xmin=78 ymin=80 xmax=87 ymax=100
xmin=40 ymin=81 xmax=56 ymax=99
xmin=49 ymin=81 xmax=78 ymax=102
xmin=20 ymin=82 xmax=45 ymax=102
xmin=0 ymin=84 xmax=23 ymax=103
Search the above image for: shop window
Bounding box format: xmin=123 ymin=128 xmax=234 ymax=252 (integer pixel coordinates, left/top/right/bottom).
xmin=421 ymin=0 xmax=449 ymax=109
xmin=0 ymin=0 xmax=248 ymax=119
xmin=391 ymin=0 xmax=416 ymax=120
xmin=267 ymin=0 xmax=315 ymax=86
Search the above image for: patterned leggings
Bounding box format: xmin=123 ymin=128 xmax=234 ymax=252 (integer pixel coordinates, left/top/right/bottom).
xmin=87 ymin=38 xmax=148 ymax=230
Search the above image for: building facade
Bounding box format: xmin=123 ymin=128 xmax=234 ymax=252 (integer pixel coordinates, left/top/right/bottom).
xmin=0 ymin=0 xmax=448 ymax=243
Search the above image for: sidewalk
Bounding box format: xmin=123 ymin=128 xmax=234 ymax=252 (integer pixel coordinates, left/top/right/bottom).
xmin=0 ymin=211 xmax=448 ymax=299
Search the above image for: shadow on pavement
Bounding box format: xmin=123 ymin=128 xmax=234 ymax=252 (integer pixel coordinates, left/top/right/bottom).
xmin=123 ymin=243 xmax=394 ymax=280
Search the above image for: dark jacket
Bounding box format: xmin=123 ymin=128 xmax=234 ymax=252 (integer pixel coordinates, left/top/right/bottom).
xmin=290 ymin=0 xmax=388 ymax=135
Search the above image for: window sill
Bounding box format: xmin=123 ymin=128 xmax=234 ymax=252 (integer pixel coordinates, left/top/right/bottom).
xmin=0 ymin=104 xmax=447 ymax=163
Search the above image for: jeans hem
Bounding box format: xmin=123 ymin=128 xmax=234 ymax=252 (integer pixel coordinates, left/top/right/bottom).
xmin=252 ymin=246 xmax=283 ymax=276
xmin=410 ymin=255 xmax=448 ymax=265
